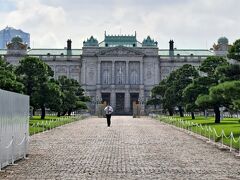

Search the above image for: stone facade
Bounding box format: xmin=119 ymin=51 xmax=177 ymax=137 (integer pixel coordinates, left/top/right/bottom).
xmin=0 ymin=34 xmax=229 ymax=114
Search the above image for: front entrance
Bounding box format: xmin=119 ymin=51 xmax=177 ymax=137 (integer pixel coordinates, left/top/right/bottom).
xmin=116 ymin=93 xmax=125 ymax=114
xmin=101 ymin=93 xmax=110 ymax=105
xmin=130 ymin=93 xmax=139 ymax=112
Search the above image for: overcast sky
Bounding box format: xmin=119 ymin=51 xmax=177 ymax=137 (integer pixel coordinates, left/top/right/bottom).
xmin=0 ymin=0 xmax=239 ymax=49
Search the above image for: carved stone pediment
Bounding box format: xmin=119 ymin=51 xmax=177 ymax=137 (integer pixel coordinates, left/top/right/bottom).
xmin=97 ymin=46 xmax=144 ymax=57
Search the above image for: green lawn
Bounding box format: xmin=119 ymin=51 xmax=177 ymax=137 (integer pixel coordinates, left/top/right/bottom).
xmin=157 ymin=115 xmax=240 ymax=150
xmin=29 ymin=115 xmax=83 ymax=135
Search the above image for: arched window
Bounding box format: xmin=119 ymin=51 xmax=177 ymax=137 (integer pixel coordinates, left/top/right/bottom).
xmin=130 ymin=70 xmax=138 ymax=84
xmin=116 ymin=64 xmax=125 ymax=84
xmin=103 ymin=70 xmax=110 ymax=84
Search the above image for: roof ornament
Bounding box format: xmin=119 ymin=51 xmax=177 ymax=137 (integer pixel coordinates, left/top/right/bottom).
xmin=83 ymin=36 xmax=99 ymax=47
xmin=142 ymin=36 xmax=158 ymax=47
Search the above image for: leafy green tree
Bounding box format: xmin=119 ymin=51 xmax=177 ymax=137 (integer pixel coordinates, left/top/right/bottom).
xmin=183 ymin=77 xmax=216 ymax=119
xmin=164 ymin=64 xmax=199 ymax=117
xmin=216 ymin=64 xmax=240 ymax=82
xmin=16 ymin=57 xmax=54 ymax=119
xmin=147 ymin=80 xmax=167 ymax=110
xmin=149 ymin=64 xmax=199 ymax=117
xmin=210 ymin=81 xmax=240 ymax=111
xmin=0 ymin=57 xmax=23 ymax=93
xmin=194 ymin=56 xmax=228 ymax=123
xmin=45 ymin=79 xmax=63 ymax=117
xmin=199 ymin=56 xmax=228 ymax=77
xmin=58 ymin=76 xmax=88 ymax=116
xmin=228 ymin=39 xmax=240 ymax=61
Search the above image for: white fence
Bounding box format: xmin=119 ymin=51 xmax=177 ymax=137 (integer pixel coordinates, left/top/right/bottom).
xmin=151 ymin=114 xmax=240 ymax=156
xmin=0 ymin=89 xmax=29 ymax=170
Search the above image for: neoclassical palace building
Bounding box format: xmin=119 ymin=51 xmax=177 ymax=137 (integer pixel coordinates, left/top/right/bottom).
xmin=0 ymin=32 xmax=229 ymax=114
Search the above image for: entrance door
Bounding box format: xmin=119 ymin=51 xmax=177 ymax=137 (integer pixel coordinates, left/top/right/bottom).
xmin=130 ymin=93 xmax=139 ymax=112
xmin=116 ymin=93 xmax=125 ymax=113
xmin=101 ymin=93 xmax=110 ymax=105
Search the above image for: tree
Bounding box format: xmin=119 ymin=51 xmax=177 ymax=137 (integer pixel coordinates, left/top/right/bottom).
xmin=0 ymin=57 xmax=23 ymax=93
xmin=32 ymin=79 xmax=63 ymax=118
xmin=16 ymin=57 xmax=54 ymax=119
xmin=216 ymin=64 xmax=240 ymax=82
xmin=199 ymin=56 xmax=228 ymax=77
xmin=58 ymin=76 xmax=89 ymax=116
xmin=183 ymin=76 xmax=217 ymax=119
xmin=210 ymin=81 xmax=240 ymax=111
xmin=194 ymin=56 xmax=228 ymax=123
xmin=147 ymin=80 xmax=167 ymax=110
xmin=164 ymin=64 xmax=199 ymax=117
xmin=228 ymin=39 xmax=240 ymax=61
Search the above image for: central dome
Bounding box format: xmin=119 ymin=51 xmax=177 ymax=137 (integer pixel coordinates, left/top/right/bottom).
xmin=218 ymin=37 xmax=229 ymax=44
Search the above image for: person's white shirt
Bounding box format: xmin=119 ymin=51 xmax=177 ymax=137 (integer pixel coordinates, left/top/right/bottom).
xmin=104 ymin=105 xmax=113 ymax=115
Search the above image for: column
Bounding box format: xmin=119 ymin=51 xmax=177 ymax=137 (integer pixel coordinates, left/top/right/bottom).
xmin=112 ymin=61 xmax=115 ymax=84
xmin=95 ymin=90 xmax=101 ymax=115
xmin=110 ymin=89 xmax=116 ymax=109
xmin=81 ymin=60 xmax=86 ymax=84
xmin=140 ymin=60 xmax=143 ymax=84
xmin=126 ymin=61 xmax=129 ymax=84
xmin=97 ymin=61 xmax=101 ymax=84
xmin=124 ymin=90 xmax=130 ymax=112
xmin=139 ymin=86 xmax=145 ymax=115
xmin=81 ymin=60 xmax=86 ymax=85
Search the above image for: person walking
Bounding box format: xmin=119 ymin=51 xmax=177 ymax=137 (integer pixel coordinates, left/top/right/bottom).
xmin=104 ymin=104 xmax=113 ymax=127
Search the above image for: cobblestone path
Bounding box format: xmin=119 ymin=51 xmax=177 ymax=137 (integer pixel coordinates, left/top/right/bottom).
xmin=1 ymin=116 xmax=240 ymax=179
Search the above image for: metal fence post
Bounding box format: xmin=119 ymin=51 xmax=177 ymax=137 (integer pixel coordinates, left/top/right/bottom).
xmin=221 ymin=130 xmax=224 ymax=148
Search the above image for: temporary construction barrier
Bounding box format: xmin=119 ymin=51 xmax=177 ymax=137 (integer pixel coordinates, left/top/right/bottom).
xmin=0 ymin=89 xmax=29 ymax=170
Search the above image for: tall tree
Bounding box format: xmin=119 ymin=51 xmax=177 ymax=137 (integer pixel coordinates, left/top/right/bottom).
xmin=147 ymin=79 xmax=167 ymax=111
xmin=58 ymin=76 xmax=88 ymax=116
xmin=194 ymin=56 xmax=228 ymax=123
xmin=0 ymin=57 xmax=23 ymax=93
xmin=164 ymin=64 xmax=199 ymax=117
xmin=210 ymin=81 xmax=240 ymax=111
xmin=228 ymin=39 xmax=240 ymax=61
xmin=216 ymin=64 xmax=240 ymax=82
xmin=183 ymin=76 xmax=216 ymax=119
xmin=16 ymin=57 xmax=54 ymax=119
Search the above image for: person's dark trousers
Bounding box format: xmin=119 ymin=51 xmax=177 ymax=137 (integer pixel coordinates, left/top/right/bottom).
xmin=106 ymin=114 xmax=111 ymax=127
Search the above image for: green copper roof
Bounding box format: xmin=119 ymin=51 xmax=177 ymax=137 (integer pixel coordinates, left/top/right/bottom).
xmin=158 ymin=49 xmax=214 ymax=56
xmin=218 ymin=37 xmax=229 ymax=45
xmin=99 ymin=32 xmax=139 ymax=47
xmin=83 ymin=36 xmax=99 ymax=47
xmin=142 ymin=36 xmax=158 ymax=47
xmin=27 ymin=49 xmax=82 ymax=56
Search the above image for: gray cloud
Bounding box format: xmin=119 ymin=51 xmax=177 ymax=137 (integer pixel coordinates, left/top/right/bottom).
xmin=0 ymin=0 xmax=239 ymax=49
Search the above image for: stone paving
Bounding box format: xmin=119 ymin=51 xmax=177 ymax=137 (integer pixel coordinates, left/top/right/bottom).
xmin=1 ymin=116 xmax=240 ymax=179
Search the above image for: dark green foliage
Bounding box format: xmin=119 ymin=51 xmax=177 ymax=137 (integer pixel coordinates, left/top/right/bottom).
xmin=199 ymin=56 xmax=228 ymax=77
xmin=210 ymin=81 xmax=240 ymax=110
xmin=0 ymin=57 xmax=23 ymax=93
xmin=216 ymin=64 xmax=240 ymax=82
xmin=58 ymin=76 xmax=89 ymax=116
xmin=228 ymin=39 xmax=240 ymax=61
xmin=16 ymin=57 xmax=54 ymax=119
xmin=148 ymin=64 xmax=199 ymax=117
